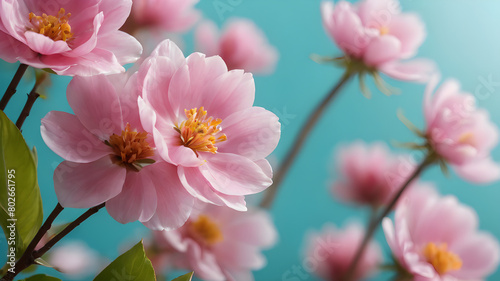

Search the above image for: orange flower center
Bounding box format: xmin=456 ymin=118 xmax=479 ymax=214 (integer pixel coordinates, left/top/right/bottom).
xmin=423 ymin=242 xmax=463 ymax=275
xmin=29 ymin=8 xmax=73 ymax=42
xmin=108 ymin=124 xmax=154 ymax=167
xmin=175 ymin=107 xmax=227 ymax=156
xmin=189 ymin=215 xmax=224 ymax=246
xmin=379 ymin=26 xmax=390 ymax=36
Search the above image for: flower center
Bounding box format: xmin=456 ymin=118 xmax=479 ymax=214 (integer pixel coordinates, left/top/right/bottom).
xmin=189 ymin=215 xmax=223 ymax=246
xmin=379 ymin=26 xmax=390 ymax=36
xmin=29 ymin=8 xmax=73 ymax=42
xmin=423 ymin=242 xmax=462 ymax=275
xmin=457 ymin=132 xmax=475 ymax=146
xmin=175 ymin=107 xmax=227 ymax=156
xmin=108 ymin=124 xmax=154 ymax=166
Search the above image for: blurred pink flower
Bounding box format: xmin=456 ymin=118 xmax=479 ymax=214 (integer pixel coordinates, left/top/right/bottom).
xmin=195 ymin=19 xmax=279 ymax=74
xmin=49 ymin=241 xmax=99 ymax=277
xmin=130 ymin=0 xmax=200 ymax=33
xmin=0 ymin=0 xmax=142 ymax=76
xmin=332 ymin=141 xmax=414 ymax=207
xmin=41 ymin=73 xmax=194 ymax=230
xmin=321 ymin=0 xmax=434 ymax=82
xmin=383 ymin=185 xmax=500 ymax=280
xmin=304 ymin=222 xmax=382 ymax=281
xmin=152 ymin=203 xmax=277 ymax=281
xmin=424 ymin=77 xmax=500 ymax=183
xmin=137 ymin=40 xmax=281 ymax=212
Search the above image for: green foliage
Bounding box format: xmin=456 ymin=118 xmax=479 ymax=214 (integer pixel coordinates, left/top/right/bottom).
xmin=94 ymin=240 xmax=156 ymax=281
xmin=0 ymin=111 xmax=43 ymax=258
xmin=18 ymin=274 xmax=61 ymax=281
xmin=172 ymin=272 xmax=194 ymax=281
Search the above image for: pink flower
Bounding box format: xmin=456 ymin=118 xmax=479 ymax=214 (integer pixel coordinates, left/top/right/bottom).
xmin=195 ymin=19 xmax=279 ymax=74
xmin=49 ymin=241 xmax=100 ymax=276
xmin=424 ymin=77 xmax=500 ymax=183
xmin=332 ymin=141 xmax=414 ymax=207
xmin=321 ymin=0 xmax=434 ymax=82
xmin=304 ymin=222 xmax=382 ymax=281
xmin=383 ymin=185 xmax=500 ymax=281
xmin=41 ymin=73 xmax=194 ymax=230
xmin=138 ymin=40 xmax=281 ymax=211
xmin=130 ymin=0 xmax=200 ymax=33
xmin=152 ymin=203 xmax=277 ymax=281
xmin=0 ymin=0 xmax=142 ymax=76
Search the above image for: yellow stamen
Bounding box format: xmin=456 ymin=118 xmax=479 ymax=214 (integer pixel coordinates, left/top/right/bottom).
xmin=175 ymin=107 xmax=227 ymax=156
xmin=29 ymin=8 xmax=73 ymax=42
xmin=379 ymin=26 xmax=390 ymax=36
xmin=458 ymin=132 xmax=475 ymax=146
xmin=423 ymin=242 xmax=462 ymax=275
xmin=108 ymin=124 xmax=154 ymax=165
xmin=190 ymin=215 xmax=223 ymax=246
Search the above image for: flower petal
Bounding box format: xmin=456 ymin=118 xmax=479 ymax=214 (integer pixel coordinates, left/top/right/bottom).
xmin=24 ymin=31 xmax=71 ymax=55
xmin=67 ymin=75 xmax=123 ymax=139
xmin=453 ymin=157 xmax=500 ymax=184
xmin=379 ymin=59 xmax=437 ymax=83
xmin=41 ymin=111 xmax=111 ymax=163
xmin=218 ymin=107 xmax=280 ymax=160
xmin=142 ymin=163 xmax=194 ymax=230
xmin=364 ymin=35 xmax=401 ymax=66
xmin=54 ymin=157 xmax=126 ymax=208
xmin=95 ymin=31 xmax=142 ymax=65
xmin=106 ymin=168 xmax=157 ymax=224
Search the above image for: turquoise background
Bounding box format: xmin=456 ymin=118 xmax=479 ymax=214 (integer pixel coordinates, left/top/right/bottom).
xmin=2 ymin=0 xmax=500 ymax=280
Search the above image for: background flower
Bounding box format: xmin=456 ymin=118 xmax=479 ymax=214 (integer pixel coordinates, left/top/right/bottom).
xmin=0 ymin=0 xmax=142 ymax=76
xmin=195 ymin=18 xmax=279 ymax=74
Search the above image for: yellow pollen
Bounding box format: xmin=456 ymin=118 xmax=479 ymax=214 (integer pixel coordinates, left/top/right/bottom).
xmin=458 ymin=132 xmax=475 ymax=146
xmin=108 ymin=124 xmax=154 ymax=165
xmin=190 ymin=215 xmax=223 ymax=246
xmin=175 ymin=107 xmax=227 ymax=156
xmin=379 ymin=26 xmax=390 ymax=36
xmin=29 ymin=8 xmax=73 ymax=42
xmin=423 ymin=242 xmax=463 ymax=275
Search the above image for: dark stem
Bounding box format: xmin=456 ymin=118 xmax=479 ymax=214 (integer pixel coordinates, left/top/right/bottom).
xmin=259 ymin=72 xmax=353 ymax=209
xmin=0 ymin=64 xmax=29 ymax=111
xmin=33 ymin=203 xmax=105 ymax=258
xmin=1 ymin=203 xmax=105 ymax=281
xmin=342 ymin=153 xmax=437 ymax=281
xmin=16 ymin=87 xmax=40 ymax=129
xmin=0 ymin=204 xmax=64 ymax=281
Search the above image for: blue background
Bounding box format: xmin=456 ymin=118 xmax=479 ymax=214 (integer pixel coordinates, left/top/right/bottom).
xmin=2 ymin=0 xmax=500 ymax=280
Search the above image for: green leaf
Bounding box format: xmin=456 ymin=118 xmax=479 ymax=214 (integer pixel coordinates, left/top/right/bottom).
xmin=94 ymin=240 xmax=156 ymax=281
xmin=18 ymin=274 xmax=61 ymax=281
xmin=172 ymin=272 xmax=194 ymax=281
xmin=0 ymin=111 xmax=43 ymax=257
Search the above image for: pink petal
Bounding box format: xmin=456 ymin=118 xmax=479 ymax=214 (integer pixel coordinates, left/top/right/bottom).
xmin=451 ymin=232 xmax=500 ymax=279
xmin=142 ymin=163 xmax=194 ymax=230
xmin=95 ymin=31 xmax=142 ymax=65
xmin=214 ymin=241 xmax=266 ymax=270
xmin=24 ymin=32 xmax=71 ymax=55
xmin=195 ymin=20 xmax=220 ymax=56
xmin=106 ymin=168 xmax=158 ymax=224
xmin=98 ymin=0 xmax=132 ymax=34
xmin=65 ymin=12 xmax=104 ymax=57
xmin=364 ymin=35 xmax=402 ymax=66
xmin=453 ymin=157 xmax=500 ymax=184
xmin=54 ymin=157 xmax=126 ymax=208
xmin=387 ymin=13 xmax=426 ymax=59
xmin=379 ymin=59 xmax=437 ymax=83
xmin=186 ymin=242 xmax=225 ymax=281
xmin=0 ymin=0 xmax=30 ymax=43
xmin=147 ymin=39 xmax=186 ymax=67
xmin=223 ymin=209 xmax=277 ymax=247
xmin=0 ymin=30 xmax=35 ymax=63
xmin=201 ymin=153 xmax=272 ymax=196
xmin=67 ymin=75 xmax=123 ymax=140
xmin=41 ymin=111 xmax=111 ymax=163
xmin=218 ymin=107 xmax=281 ymax=160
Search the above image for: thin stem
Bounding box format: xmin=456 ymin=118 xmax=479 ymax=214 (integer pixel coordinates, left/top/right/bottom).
xmin=0 ymin=204 xmax=64 ymax=281
xmin=1 ymin=203 xmax=105 ymax=281
xmin=33 ymin=203 xmax=105 ymax=258
xmin=342 ymin=153 xmax=437 ymax=281
xmin=0 ymin=64 xmax=29 ymax=111
xmin=260 ymin=72 xmax=353 ymax=209
xmin=16 ymin=88 xmax=40 ymax=130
